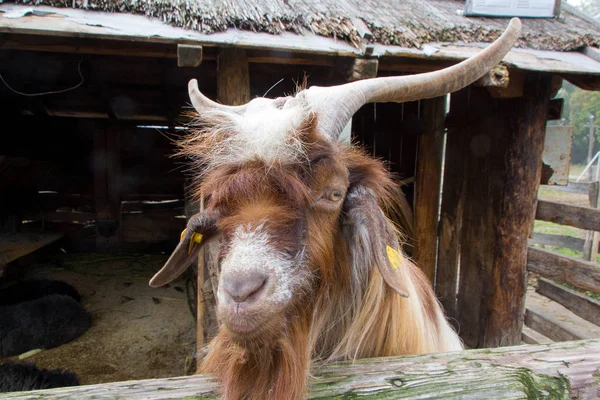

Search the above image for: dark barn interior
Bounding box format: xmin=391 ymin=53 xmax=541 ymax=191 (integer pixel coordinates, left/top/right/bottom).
xmin=0 ymin=43 xmax=426 ymax=384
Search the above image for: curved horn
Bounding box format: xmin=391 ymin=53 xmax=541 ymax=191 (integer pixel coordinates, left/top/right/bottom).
xmin=188 ymin=79 xmax=248 ymax=114
xmin=302 ymin=18 xmax=522 ymax=140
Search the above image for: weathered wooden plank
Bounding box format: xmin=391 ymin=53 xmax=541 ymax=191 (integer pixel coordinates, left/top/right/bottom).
xmin=177 ymin=44 xmax=203 ymax=67
xmin=536 ymin=277 xmax=600 ymax=326
xmin=544 ymin=181 xmax=589 ymax=195
xmin=583 ymin=181 xmax=600 ymax=261
xmin=414 ymin=95 xmax=446 ymax=283
xmin=529 ymin=232 xmax=584 ymax=252
xmin=435 ymin=89 xmax=467 ymax=320
xmin=2 ymin=340 xmax=599 ymax=399
xmin=483 ymin=75 xmax=552 ymax=348
xmin=521 ymin=325 xmax=554 ymax=345
xmin=536 ymin=199 xmax=600 ymax=232
xmin=525 ymin=309 xmax=583 ymax=342
xmin=527 ymin=246 xmax=600 ymax=293
xmin=93 ymin=124 xmax=121 ymax=253
xmin=454 ymin=87 xmax=497 ymax=349
xmin=526 ymin=290 xmax=600 ymax=341
xmin=0 ymin=230 xmax=63 ymax=271
xmin=217 ymin=48 xmax=250 ymax=107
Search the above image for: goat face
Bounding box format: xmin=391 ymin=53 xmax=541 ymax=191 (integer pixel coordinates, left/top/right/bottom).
xmin=206 ymin=138 xmax=351 ymax=340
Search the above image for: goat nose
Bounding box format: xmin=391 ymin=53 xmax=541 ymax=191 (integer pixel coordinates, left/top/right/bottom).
xmin=223 ymin=273 xmax=267 ymax=303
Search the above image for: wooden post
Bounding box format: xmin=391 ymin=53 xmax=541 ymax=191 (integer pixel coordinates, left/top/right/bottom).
xmin=583 ymin=181 xmax=599 ymax=261
xmin=448 ymin=75 xmax=553 ymax=349
xmin=414 ymin=95 xmax=446 ymax=284
xmin=435 ymin=90 xmax=468 ymax=320
xmin=93 ymin=123 xmax=121 ymax=253
xmin=483 ymin=74 xmax=553 ymax=348
xmin=217 ymin=48 xmax=250 ymax=106
xmin=195 ymin=47 xmax=251 ymax=370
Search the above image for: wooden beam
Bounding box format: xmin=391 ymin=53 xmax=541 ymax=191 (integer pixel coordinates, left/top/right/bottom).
xmin=483 ymin=75 xmax=552 ymax=348
xmin=527 ymin=246 xmax=600 ymax=293
xmin=521 ymin=325 xmax=553 ymax=345
xmin=536 ymin=277 xmax=600 ymax=326
xmin=536 ymin=199 xmax=600 ymax=232
xmin=525 ymin=291 xmax=600 ymax=341
xmin=486 ymin=69 xmax=525 ymax=98
xmin=414 ymin=96 xmax=446 ymax=284
xmin=529 ymin=232 xmax=584 ymax=252
xmin=451 ymin=75 xmax=552 ymax=349
xmin=217 ymin=48 xmax=251 ymax=106
xmin=583 ymin=181 xmax=600 ymax=261
xmin=0 ymin=230 xmax=63 ymax=267
xmin=435 ymin=89 xmax=467 ymax=320
xmin=3 ymin=339 xmax=599 ymax=399
xmin=473 ymin=65 xmax=509 ymax=88
xmin=93 ymin=123 xmax=121 ymax=253
xmin=177 ymin=44 xmax=203 ymax=68
xmin=525 ymin=308 xmax=583 ymax=342
xmin=347 ymin=58 xmax=378 ymax=82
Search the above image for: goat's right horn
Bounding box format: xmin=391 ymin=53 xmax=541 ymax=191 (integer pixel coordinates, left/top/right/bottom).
xmin=302 ymin=17 xmax=522 ymax=141
xmin=188 ymin=79 xmax=248 ymax=114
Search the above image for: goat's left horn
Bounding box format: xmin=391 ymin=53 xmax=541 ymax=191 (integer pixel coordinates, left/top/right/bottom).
xmin=302 ymin=18 xmax=521 ymax=141
xmin=188 ymin=79 xmax=247 ymax=114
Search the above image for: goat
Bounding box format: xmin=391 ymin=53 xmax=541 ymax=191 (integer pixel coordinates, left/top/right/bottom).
xmin=0 ymin=362 xmax=79 ymax=393
xmin=150 ymin=18 xmax=521 ymax=400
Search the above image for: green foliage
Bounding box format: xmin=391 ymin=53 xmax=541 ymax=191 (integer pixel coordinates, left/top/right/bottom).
xmin=556 ymin=81 xmax=600 ymax=164
xmin=577 ymin=0 xmax=600 ymax=18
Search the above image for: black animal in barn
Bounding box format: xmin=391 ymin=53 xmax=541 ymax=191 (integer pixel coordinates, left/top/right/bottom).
xmin=0 ymin=279 xmax=82 ymax=305
xmin=0 ymin=280 xmax=91 ymax=357
xmin=0 ymin=362 xmax=80 ymax=393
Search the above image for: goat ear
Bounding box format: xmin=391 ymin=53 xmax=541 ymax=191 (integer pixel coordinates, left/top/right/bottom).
xmin=342 ymin=186 xmax=410 ymax=298
xmin=149 ymin=212 xmax=218 ymax=288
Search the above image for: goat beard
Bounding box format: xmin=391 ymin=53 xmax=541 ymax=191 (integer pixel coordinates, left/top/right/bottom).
xmin=201 ymin=305 xmax=312 ymax=400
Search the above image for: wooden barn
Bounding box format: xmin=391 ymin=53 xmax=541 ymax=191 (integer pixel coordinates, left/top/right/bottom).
xmin=1 ymin=0 xmax=600 ymax=397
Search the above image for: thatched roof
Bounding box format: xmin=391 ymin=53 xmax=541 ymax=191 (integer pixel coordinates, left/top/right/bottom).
xmin=4 ymin=0 xmax=600 ymax=51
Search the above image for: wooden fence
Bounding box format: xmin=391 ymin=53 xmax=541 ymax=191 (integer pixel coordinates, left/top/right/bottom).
xmin=525 ymin=182 xmax=600 ymax=343
xmin=2 ymin=339 xmax=599 ymax=399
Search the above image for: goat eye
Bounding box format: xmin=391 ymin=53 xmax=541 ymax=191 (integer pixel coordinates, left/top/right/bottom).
xmin=326 ymin=190 xmax=344 ymax=202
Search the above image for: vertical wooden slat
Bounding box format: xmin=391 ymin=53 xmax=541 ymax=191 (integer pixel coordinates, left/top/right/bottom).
xmin=414 ymin=95 xmax=446 ymax=283
xmin=483 ymin=74 xmax=553 ymax=348
xmin=217 ymin=48 xmax=250 ymax=105
xmin=436 ymin=90 xmax=468 ymax=319
xmin=583 ymin=181 xmax=599 ymax=261
xmin=452 ymin=75 xmax=553 ymax=349
xmin=454 ymin=86 xmax=502 ymax=349
xmin=94 ymin=122 xmax=121 ymax=253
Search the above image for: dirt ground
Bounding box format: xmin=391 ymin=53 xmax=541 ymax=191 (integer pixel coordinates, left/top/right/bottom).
xmin=1 ymin=253 xmax=197 ymax=385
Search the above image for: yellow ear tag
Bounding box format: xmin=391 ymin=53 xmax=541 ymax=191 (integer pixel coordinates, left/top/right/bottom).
xmin=386 ymin=245 xmax=402 ymax=270
xmin=180 ymin=229 xmax=204 ymax=254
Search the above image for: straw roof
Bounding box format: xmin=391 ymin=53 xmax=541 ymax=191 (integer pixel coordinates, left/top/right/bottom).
xmin=6 ymin=0 xmax=600 ymax=51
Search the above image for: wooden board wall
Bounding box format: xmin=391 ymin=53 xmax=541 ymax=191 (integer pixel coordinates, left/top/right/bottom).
xmin=438 ymin=74 xmax=553 ymax=348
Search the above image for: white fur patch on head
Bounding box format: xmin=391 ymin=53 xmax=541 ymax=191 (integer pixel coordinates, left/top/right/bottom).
xmin=194 ymin=96 xmax=312 ymax=168
xmin=217 ymin=225 xmax=300 ymax=305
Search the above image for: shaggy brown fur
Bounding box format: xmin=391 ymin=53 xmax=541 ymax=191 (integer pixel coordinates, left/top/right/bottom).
xmin=175 ymin=105 xmax=462 ymax=400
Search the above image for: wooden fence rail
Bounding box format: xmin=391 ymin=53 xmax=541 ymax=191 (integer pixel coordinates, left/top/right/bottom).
xmin=530 ymin=232 xmax=585 ymax=252
xmin=536 ymin=200 xmax=600 ymax=232
xmin=527 ymin=246 xmax=600 ymax=293
xmin=1 ymin=339 xmax=599 ymax=399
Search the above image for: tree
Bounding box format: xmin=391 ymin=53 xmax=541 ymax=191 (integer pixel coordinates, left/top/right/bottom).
xmin=556 ymin=81 xmax=600 ymax=164
xmin=578 ymin=0 xmax=600 ymax=19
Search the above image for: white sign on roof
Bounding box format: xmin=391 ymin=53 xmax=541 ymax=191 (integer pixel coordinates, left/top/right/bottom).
xmin=464 ymin=0 xmax=559 ymax=18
